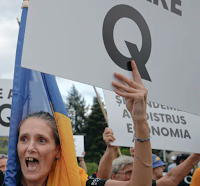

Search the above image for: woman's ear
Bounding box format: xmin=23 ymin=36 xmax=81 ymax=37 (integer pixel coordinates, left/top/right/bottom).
xmin=55 ymin=145 xmax=61 ymax=159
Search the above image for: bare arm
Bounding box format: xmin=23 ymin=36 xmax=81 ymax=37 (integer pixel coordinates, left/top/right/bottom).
xmin=79 ymin=158 xmax=87 ymax=173
xmin=104 ymin=61 xmax=152 ymax=186
xmin=157 ymin=154 xmax=200 ymax=186
xmin=98 ymin=128 xmax=118 ymax=179
xmin=79 ymin=152 xmax=87 ymax=173
xmin=130 ymin=120 xmax=152 ymax=186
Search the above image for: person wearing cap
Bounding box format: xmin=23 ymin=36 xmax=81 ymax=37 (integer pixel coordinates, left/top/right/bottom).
xmin=98 ymin=127 xmax=200 ymax=186
xmin=152 ymin=154 xmax=166 ymax=180
xmin=131 ymin=151 xmax=165 ymax=180
xmin=168 ymin=156 xmax=177 ymax=172
xmin=0 ymin=154 xmax=7 ymax=174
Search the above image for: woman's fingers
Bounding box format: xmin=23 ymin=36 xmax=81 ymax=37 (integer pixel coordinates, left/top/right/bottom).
xmin=113 ymin=61 xmax=144 ymax=89
xmin=103 ymin=128 xmax=116 ymax=142
xmin=114 ymin=88 xmax=144 ymax=101
xmin=131 ymin=60 xmax=144 ymax=86
xmin=114 ymin=72 xmax=140 ymax=89
xmin=112 ymin=81 xmax=138 ymax=94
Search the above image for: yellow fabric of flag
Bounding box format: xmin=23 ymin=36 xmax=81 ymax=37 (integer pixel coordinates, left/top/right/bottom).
xmin=47 ymin=112 xmax=88 ymax=186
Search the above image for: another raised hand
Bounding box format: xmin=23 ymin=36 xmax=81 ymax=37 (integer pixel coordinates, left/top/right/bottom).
xmin=103 ymin=127 xmax=117 ymax=148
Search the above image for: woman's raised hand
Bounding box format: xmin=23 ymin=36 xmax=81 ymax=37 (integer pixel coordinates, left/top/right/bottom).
xmin=112 ymin=61 xmax=147 ymax=122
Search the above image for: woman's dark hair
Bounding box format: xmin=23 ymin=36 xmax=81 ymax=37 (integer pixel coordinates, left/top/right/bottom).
xmin=18 ymin=111 xmax=60 ymax=145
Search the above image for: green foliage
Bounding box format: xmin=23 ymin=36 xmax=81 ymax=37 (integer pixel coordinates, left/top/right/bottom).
xmin=66 ymin=86 xmax=108 ymax=164
xmin=121 ymin=148 xmax=130 ymax=156
xmin=66 ymin=85 xmax=88 ymax=134
xmin=0 ymin=148 xmax=7 ymax=154
xmin=0 ymin=137 xmax=8 ymax=154
xmin=82 ymin=97 xmax=107 ymax=163
xmin=85 ymin=162 xmax=98 ymax=176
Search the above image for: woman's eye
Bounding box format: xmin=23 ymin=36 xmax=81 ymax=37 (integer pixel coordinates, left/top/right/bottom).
xmin=20 ymin=137 xmax=28 ymax=142
xmin=39 ymin=138 xmax=46 ymax=143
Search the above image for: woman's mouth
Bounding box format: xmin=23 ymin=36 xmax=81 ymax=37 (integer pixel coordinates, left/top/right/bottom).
xmin=25 ymin=157 xmax=39 ymax=171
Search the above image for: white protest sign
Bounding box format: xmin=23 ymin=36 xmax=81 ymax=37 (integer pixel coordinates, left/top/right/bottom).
xmin=21 ymin=0 xmax=200 ymax=115
xmin=0 ymin=79 xmax=12 ymax=136
xmin=73 ymin=135 xmax=85 ymax=157
xmin=103 ymin=90 xmax=200 ymax=153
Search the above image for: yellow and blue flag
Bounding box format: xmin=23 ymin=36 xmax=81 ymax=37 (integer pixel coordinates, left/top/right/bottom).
xmin=4 ymin=3 xmax=87 ymax=186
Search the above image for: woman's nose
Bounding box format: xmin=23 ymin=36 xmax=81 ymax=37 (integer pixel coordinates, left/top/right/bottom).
xmin=26 ymin=141 xmax=37 ymax=153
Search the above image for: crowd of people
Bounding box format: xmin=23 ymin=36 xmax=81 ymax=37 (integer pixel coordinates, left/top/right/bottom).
xmin=0 ymin=61 xmax=200 ymax=186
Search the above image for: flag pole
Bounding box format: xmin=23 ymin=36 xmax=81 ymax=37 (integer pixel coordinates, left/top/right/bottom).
xmin=17 ymin=18 xmax=20 ymax=26
xmin=93 ymin=86 xmax=122 ymax=156
xmin=93 ymin=86 xmax=109 ymax=125
xmin=16 ymin=0 xmax=29 ymax=25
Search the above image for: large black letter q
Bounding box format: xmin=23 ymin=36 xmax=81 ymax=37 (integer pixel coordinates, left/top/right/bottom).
xmin=103 ymin=5 xmax=152 ymax=81
xmin=0 ymin=104 xmax=11 ymax=127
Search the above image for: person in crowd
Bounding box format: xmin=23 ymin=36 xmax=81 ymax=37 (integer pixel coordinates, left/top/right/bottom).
xmin=0 ymin=169 xmax=4 ymax=186
xmin=98 ymin=127 xmax=200 ymax=186
xmin=176 ymin=154 xmax=194 ymax=186
xmin=110 ymin=155 xmax=134 ymax=181
xmin=190 ymin=167 xmax=200 ymax=186
xmin=78 ymin=151 xmax=87 ymax=173
xmin=168 ymin=156 xmax=177 ymax=172
xmin=109 ymin=154 xmax=164 ymax=182
xmin=91 ymin=162 xmax=99 ymax=178
xmin=129 ymin=147 xmax=135 ymax=157
xmin=0 ymin=155 xmax=7 ymax=186
xmin=152 ymin=154 xmax=165 ymax=180
xmin=91 ymin=170 xmax=98 ymax=178
xmin=176 ymin=154 xmax=190 ymax=166
xmin=0 ymin=154 xmax=8 ymax=174
xmin=5 ymin=61 xmax=153 ymax=186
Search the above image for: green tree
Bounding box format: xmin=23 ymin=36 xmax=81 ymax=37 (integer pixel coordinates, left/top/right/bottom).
xmin=121 ymin=148 xmax=130 ymax=156
xmin=0 ymin=137 xmax=8 ymax=154
xmin=85 ymin=162 xmax=98 ymax=176
xmin=82 ymin=97 xmax=107 ymax=163
xmin=66 ymin=85 xmax=88 ymax=134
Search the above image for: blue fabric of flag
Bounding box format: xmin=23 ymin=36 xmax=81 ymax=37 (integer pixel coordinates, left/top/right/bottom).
xmin=4 ymin=4 xmax=87 ymax=186
xmin=4 ymin=7 xmax=53 ymax=186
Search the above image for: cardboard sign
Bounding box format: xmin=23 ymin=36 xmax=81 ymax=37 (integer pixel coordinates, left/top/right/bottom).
xmin=103 ymin=90 xmax=200 ymax=153
xmin=21 ymin=0 xmax=200 ymax=115
xmin=0 ymin=79 xmax=13 ymax=136
xmin=73 ymin=135 xmax=85 ymax=157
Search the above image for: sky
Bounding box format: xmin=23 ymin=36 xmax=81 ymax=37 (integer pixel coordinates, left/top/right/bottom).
xmin=0 ymin=0 xmax=104 ymax=107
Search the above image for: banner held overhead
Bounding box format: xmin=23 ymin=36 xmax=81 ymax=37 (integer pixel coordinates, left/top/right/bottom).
xmin=21 ymin=0 xmax=200 ymax=115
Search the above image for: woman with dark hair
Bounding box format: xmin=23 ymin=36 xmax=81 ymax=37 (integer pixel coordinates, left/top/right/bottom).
xmin=10 ymin=61 xmax=153 ymax=186
xmin=17 ymin=112 xmax=61 ymax=186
